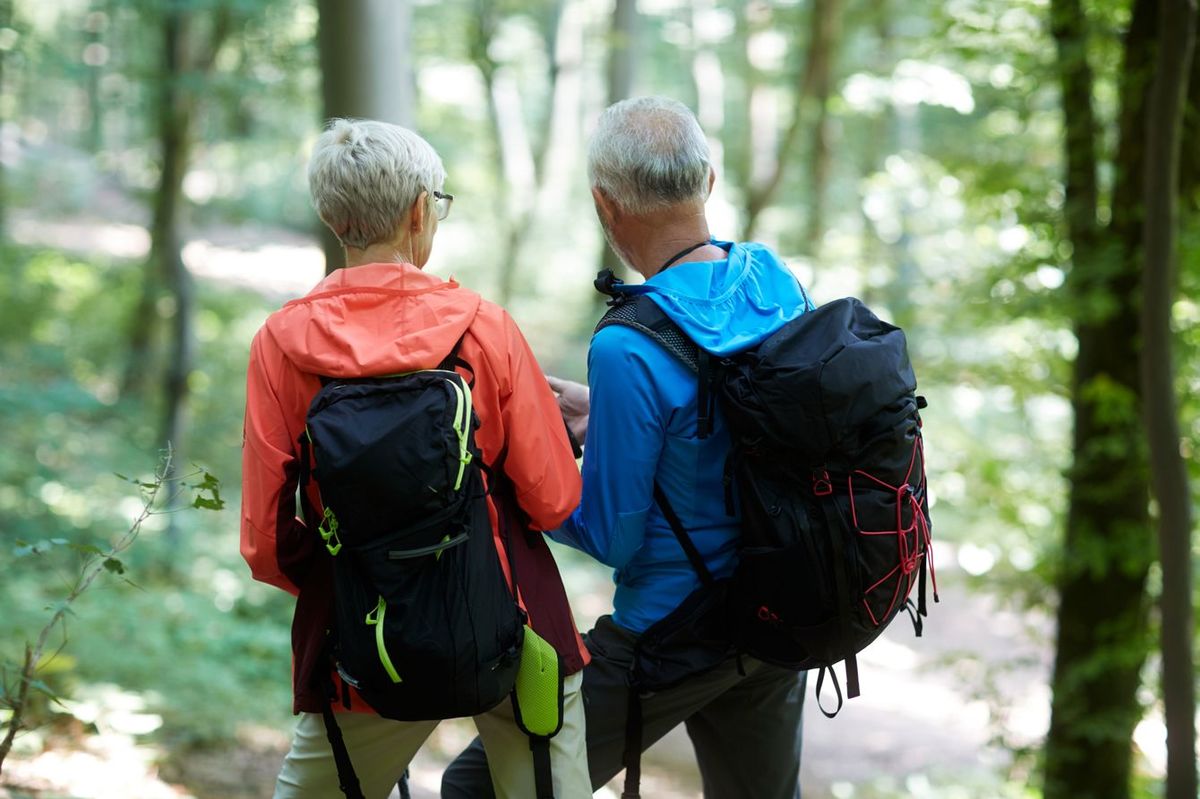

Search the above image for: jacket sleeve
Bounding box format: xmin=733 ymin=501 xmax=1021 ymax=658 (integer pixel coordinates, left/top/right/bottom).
xmin=240 ymin=329 xmax=304 ymax=596
xmin=496 ymin=311 xmax=583 ymax=531
xmin=549 ymin=325 xmax=666 ymax=569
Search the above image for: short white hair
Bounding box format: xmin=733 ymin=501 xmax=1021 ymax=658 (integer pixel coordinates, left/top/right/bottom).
xmin=308 ymin=119 xmax=446 ymax=249
xmin=588 ymin=96 xmax=711 ymax=215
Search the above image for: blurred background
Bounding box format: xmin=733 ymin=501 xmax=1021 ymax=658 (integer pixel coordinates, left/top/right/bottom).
xmin=0 ymin=0 xmax=1197 ymax=797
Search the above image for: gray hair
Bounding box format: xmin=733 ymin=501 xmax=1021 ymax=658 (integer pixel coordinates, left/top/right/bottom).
xmin=308 ymin=119 xmax=446 ymax=249
xmin=587 ymin=96 xmax=711 ymax=215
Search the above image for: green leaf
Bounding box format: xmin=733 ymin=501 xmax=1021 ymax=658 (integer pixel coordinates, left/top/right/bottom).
xmin=102 ymin=558 xmax=126 ymax=575
xmin=68 ymin=543 xmax=105 ymax=557
xmin=191 ymin=469 xmax=225 ymax=511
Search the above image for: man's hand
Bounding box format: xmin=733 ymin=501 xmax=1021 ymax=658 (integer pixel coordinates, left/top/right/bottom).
xmin=547 ymin=375 xmax=589 ymax=447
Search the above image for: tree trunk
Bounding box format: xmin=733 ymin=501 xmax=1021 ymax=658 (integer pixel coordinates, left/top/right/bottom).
xmin=470 ymin=0 xmax=565 ymax=307
xmin=157 ymin=8 xmax=191 ymax=449
xmin=1141 ymin=4 xmax=1198 ymax=799
xmin=316 ymin=0 xmax=416 ymax=274
xmin=1182 ymin=13 xmax=1200 ymax=210
xmin=741 ymin=0 xmax=843 ymax=242
xmin=533 ymin=0 xmax=566 ymax=184
xmin=0 ymin=0 xmax=12 ymax=238
xmin=121 ymin=4 xmax=230 ymax=401
xmin=802 ymin=0 xmax=842 ymax=256
xmin=1043 ymin=1 xmax=1158 ymax=797
xmin=593 ymin=0 xmax=638 ymax=314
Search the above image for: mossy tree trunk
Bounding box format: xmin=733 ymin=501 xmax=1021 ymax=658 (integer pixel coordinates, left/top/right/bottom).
xmin=1043 ymin=1 xmax=1158 ymax=797
xmin=1140 ymin=3 xmax=1198 ymax=798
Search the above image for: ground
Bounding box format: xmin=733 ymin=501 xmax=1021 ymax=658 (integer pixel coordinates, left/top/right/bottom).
xmin=2 ymin=549 xmax=1054 ymax=799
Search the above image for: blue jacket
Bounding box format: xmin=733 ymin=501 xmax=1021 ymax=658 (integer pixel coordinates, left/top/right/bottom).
xmin=551 ymin=240 xmax=815 ymax=632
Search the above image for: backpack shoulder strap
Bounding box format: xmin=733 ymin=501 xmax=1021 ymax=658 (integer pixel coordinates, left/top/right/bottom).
xmin=595 ymin=295 xmax=718 ymax=439
xmin=595 ymin=294 xmax=699 ymax=374
xmin=438 ymin=333 xmax=475 ymax=387
xmin=653 ymin=482 xmax=714 ymax=586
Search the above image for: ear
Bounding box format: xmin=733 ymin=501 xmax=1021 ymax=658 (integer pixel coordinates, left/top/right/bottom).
xmin=591 ymin=186 xmax=619 ymax=226
xmin=706 ymin=166 xmax=716 ymax=197
xmin=409 ymin=190 xmax=429 ymax=234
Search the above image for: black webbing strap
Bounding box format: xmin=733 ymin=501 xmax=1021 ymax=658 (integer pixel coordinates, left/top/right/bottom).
xmin=815 ymin=665 xmax=844 ymax=719
xmin=439 ymin=333 xmax=475 ymax=388
xmin=320 ymin=694 xmax=365 ymax=799
xmin=397 ymin=770 xmax=411 ymax=799
xmin=492 ymin=474 xmax=560 ymax=797
xmin=531 ymin=736 xmax=555 ymax=799
xmin=297 ymin=431 xmax=311 ymax=489
xmin=621 ymin=687 xmax=644 ymax=799
xmin=918 ymin=556 xmax=928 ymax=619
xmin=620 ymin=485 xmax=712 ymax=799
xmin=296 ymin=430 xmax=319 ymax=528
xmin=721 ymin=451 xmax=739 ymax=516
xmin=817 ymin=496 xmax=861 ymax=704
xmin=652 ymin=482 xmax=713 ymax=586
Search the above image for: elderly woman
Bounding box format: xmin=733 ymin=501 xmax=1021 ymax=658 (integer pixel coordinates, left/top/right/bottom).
xmin=240 ymin=119 xmax=591 ymax=799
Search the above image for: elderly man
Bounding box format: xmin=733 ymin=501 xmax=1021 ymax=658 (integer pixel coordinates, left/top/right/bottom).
xmin=443 ymin=96 xmax=811 ymax=798
xmin=241 ymin=119 xmax=591 ymax=799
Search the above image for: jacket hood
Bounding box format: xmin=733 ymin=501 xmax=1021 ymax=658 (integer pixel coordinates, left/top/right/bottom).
xmin=263 ymin=262 xmax=481 ymax=377
xmin=621 ymin=240 xmax=813 ymax=356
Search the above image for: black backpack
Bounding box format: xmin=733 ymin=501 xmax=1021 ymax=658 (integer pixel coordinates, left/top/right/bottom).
xmin=297 ymin=344 xmax=526 ymax=797
xmin=596 ymin=288 xmax=936 ymax=714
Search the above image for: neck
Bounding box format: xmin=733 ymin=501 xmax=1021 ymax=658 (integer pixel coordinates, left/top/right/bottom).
xmin=619 ymin=208 xmax=724 ymax=279
xmin=343 ymin=236 xmax=419 ymax=270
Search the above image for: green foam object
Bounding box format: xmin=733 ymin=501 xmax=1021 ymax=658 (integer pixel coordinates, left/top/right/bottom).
xmin=513 ymin=625 xmax=564 ymax=738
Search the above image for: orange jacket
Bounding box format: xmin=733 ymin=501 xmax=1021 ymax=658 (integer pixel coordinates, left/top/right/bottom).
xmin=241 ymin=262 xmax=587 ymax=713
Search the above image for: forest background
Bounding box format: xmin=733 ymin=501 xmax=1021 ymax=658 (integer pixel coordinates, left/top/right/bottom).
xmin=0 ymin=0 xmax=1197 ymax=798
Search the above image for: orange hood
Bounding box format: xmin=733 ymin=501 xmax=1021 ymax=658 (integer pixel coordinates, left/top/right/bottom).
xmin=264 ymin=262 xmax=481 ymax=377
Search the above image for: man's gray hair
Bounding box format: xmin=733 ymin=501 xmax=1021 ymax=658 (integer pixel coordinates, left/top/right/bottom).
xmin=588 ymin=96 xmax=711 ymax=215
xmin=308 ymin=119 xmax=446 ymax=249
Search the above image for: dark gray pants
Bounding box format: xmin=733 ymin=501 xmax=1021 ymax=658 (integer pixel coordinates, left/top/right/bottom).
xmin=442 ymin=615 xmax=805 ymax=798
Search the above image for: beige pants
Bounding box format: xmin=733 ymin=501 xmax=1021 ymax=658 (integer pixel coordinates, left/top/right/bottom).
xmin=273 ymin=672 xmax=587 ymax=799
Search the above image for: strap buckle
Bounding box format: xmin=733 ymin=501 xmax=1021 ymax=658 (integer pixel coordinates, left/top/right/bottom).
xmin=318 ymin=507 xmax=343 ymax=556
xmin=594 ymin=268 xmax=627 ymax=306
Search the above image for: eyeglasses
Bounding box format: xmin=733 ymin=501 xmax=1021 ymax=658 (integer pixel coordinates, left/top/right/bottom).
xmin=433 ymin=190 xmax=454 ymax=221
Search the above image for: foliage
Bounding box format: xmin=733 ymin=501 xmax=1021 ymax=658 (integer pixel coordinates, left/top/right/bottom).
xmin=0 ymin=0 xmax=1196 ymax=793
xmin=0 ymin=450 xmax=225 ymax=772
xmin=0 ymin=244 xmax=293 ymax=750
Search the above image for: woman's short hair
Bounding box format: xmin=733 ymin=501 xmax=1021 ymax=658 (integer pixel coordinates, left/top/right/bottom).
xmin=587 ymin=96 xmax=711 ymax=216
xmin=308 ymin=119 xmax=446 ymax=249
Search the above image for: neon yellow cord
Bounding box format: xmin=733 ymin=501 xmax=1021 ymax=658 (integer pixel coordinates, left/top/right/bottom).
xmin=366 ymin=597 xmax=402 ymax=683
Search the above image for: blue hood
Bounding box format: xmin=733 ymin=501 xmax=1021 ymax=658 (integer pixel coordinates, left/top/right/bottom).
xmin=617 ymin=240 xmax=812 ymax=356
